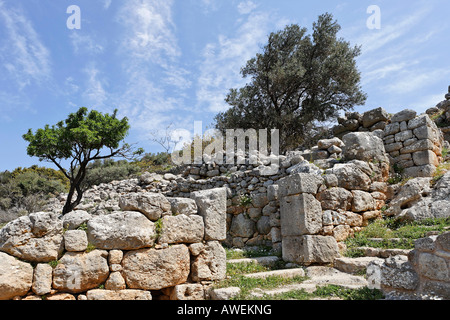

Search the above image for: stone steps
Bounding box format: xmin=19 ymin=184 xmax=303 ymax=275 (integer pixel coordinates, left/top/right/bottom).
xmin=226 ymin=256 xmax=280 ymax=267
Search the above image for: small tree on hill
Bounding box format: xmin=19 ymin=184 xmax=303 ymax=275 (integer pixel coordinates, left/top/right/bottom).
xmin=23 ymin=107 xmax=143 ymax=214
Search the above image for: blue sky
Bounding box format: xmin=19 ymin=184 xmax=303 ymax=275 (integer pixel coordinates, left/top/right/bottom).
xmin=0 ymin=0 xmax=449 ymax=171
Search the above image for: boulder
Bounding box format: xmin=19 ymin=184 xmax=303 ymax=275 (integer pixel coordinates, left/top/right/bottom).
xmin=351 ymin=190 xmax=376 ymax=212
xmin=32 ymin=263 xmax=53 ymax=296
xmin=326 ymin=161 xmax=372 ymax=191
xmin=52 ymin=250 xmax=110 ymax=294
xmin=122 ymin=244 xmax=190 ymax=290
xmin=64 ymin=230 xmax=88 ymax=252
xmin=191 ymin=241 xmax=227 ymax=282
xmin=119 ymin=192 xmax=171 ymax=221
xmin=190 ymin=188 xmax=227 ymax=241
xmin=0 ymin=212 xmax=64 ymax=262
xmin=87 ymin=211 xmax=156 ymax=250
xmin=362 ymin=107 xmax=390 ymax=128
xmin=62 ymin=210 xmax=91 ymax=230
xmin=0 ymin=252 xmax=33 ymax=300
xmin=158 ymin=214 xmax=204 ymax=244
xmin=391 ymin=109 xmax=417 ymax=123
xmin=342 ymin=132 xmax=386 ymax=162
xmin=317 ymin=187 xmax=353 ymax=211
xmin=230 ymin=213 xmax=256 ymax=238
xmin=167 ymin=197 xmax=198 ymax=215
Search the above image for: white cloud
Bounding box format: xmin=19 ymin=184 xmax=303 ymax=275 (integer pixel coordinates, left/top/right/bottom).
xmin=82 ymin=64 xmax=108 ymax=108
xmin=103 ymin=0 xmax=112 ymax=10
xmin=237 ymin=1 xmax=258 ymax=15
xmin=196 ymin=10 xmax=272 ymax=113
xmin=117 ymin=0 xmax=179 ymax=65
xmin=70 ymin=32 xmax=104 ymax=55
xmin=0 ymin=1 xmax=51 ymax=89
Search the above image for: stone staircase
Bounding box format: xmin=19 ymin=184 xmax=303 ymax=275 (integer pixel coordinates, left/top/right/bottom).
xmin=210 ymin=245 xmax=413 ymax=300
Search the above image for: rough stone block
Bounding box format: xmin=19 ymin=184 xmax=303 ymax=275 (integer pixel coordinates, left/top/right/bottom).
xmin=278 ymin=173 xmax=323 ymax=197
xmin=64 ymin=230 xmax=88 ymax=252
xmin=280 ymin=193 xmax=322 ymax=236
xmin=190 ymin=188 xmax=227 ymax=241
xmin=391 ymin=109 xmax=417 ymax=123
xmin=158 ymin=214 xmax=204 ymax=244
xmin=282 ymin=235 xmax=340 ymax=265
xmin=412 ymin=150 xmax=439 ymax=167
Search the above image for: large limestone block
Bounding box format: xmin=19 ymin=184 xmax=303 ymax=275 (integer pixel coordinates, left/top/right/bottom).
xmin=119 ymin=192 xmax=171 ymax=221
xmin=278 ymin=173 xmax=324 ymax=197
xmin=326 ymin=161 xmax=372 ymax=191
xmin=190 ymin=241 xmax=226 ymax=282
xmin=280 ymin=193 xmax=322 ymax=236
xmin=317 ymin=187 xmax=353 ymax=211
xmin=282 ymin=235 xmax=340 ymax=265
xmin=391 ymin=109 xmax=417 ymax=123
xmin=229 ymin=213 xmax=256 ymax=238
xmin=52 ymin=250 xmax=110 ymax=294
xmin=122 ymin=244 xmax=190 ymax=290
xmin=342 ymin=132 xmax=386 ymax=162
xmin=32 ymin=263 xmax=53 ymax=296
xmin=351 ymin=190 xmax=376 ymax=213
xmin=412 ymin=150 xmax=439 ymax=167
xmin=0 ymin=252 xmax=33 ymax=300
xmin=86 ymin=289 xmax=152 ymax=300
xmin=158 ymin=214 xmax=204 ymax=244
xmin=190 ymin=188 xmax=227 ymax=241
xmin=87 ymin=211 xmax=156 ymax=250
xmin=362 ymin=107 xmax=390 ymax=128
xmin=167 ymin=197 xmax=198 ymax=215
xmin=0 ymin=212 xmax=64 ymax=262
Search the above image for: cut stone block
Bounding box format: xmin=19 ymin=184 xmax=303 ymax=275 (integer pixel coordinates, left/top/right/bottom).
xmin=280 ymin=193 xmax=322 ymax=236
xmin=278 ymin=173 xmax=323 ymax=197
xmin=282 ymin=235 xmax=340 ymax=265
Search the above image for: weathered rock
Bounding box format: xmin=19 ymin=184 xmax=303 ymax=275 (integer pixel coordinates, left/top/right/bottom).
xmin=191 ymin=241 xmax=226 ymax=282
xmin=0 ymin=252 xmax=33 ymax=300
xmin=87 ymin=211 xmax=156 ymax=250
xmin=317 ymin=137 xmax=344 ymax=150
xmin=119 ymin=192 xmax=171 ymax=221
xmin=105 ymin=271 xmax=126 ymax=290
xmin=165 ymin=283 xmax=205 ymax=300
xmin=0 ymin=212 xmax=64 ymax=262
xmin=52 ymin=250 xmax=110 ymax=294
xmin=351 ymin=190 xmax=376 ymax=212
xmin=122 ymin=244 xmax=190 ymax=290
xmin=362 ymin=107 xmax=390 ymax=128
xmin=326 ymin=161 xmax=372 ymax=191
xmin=32 ymin=263 xmax=53 ymax=296
xmin=391 ymin=109 xmax=417 ymax=123
xmin=64 ymin=230 xmax=88 ymax=252
xmin=412 ymin=150 xmax=439 ymax=167
xmin=278 ymin=173 xmax=324 ymax=197
xmin=86 ymin=289 xmax=152 ymax=300
xmin=167 ymin=197 xmax=198 ymax=215
xmin=280 ymin=193 xmax=322 ymax=236
xmin=230 ymin=213 xmax=255 ymax=238
xmin=210 ymin=287 xmax=241 ymax=300
xmin=191 ymin=188 xmax=227 ymax=241
xmin=342 ymin=132 xmax=387 ymax=162
xmin=317 ymin=187 xmax=353 ymax=211
xmin=334 ymin=256 xmax=384 ymax=274
xmin=282 ymin=235 xmax=340 ymax=265
xmin=158 ymin=214 xmax=204 ymax=244
xmin=62 ymin=210 xmax=91 ymax=230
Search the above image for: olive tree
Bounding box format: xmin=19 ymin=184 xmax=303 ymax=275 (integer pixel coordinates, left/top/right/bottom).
xmin=23 ymin=107 xmax=142 ymax=214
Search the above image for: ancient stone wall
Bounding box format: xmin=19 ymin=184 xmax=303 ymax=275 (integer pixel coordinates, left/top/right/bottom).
xmin=0 ymin=188 xmax=227 ymax=300
xmin=367 ymin=232 xmax=450 ymax=300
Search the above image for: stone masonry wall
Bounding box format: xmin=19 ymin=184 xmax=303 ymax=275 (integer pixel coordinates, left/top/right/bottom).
xmin=0 ymin=188 xmax=227 ymax=300
xmin=367 ymin=232 xmax=450 ymax=299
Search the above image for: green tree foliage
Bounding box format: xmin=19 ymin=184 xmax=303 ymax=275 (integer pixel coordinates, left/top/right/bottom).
xmin=215 ymin=13 xmax=367 ymax=152
xmin=23 ymin=107 xmax=142 ymax=214
xmin=81 ymin=159 xmax=141 ymax=189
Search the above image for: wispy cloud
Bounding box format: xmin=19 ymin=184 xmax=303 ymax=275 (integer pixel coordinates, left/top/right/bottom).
xmin=82 ymin=64 xmax=108 ymax=108
xmin=0 ymin=1 xmax=51 ymax=89
xmin=196 ymin=9 xmax=273 ymax=113
xmin=70 ymin=32 xmax=104 ymax=55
